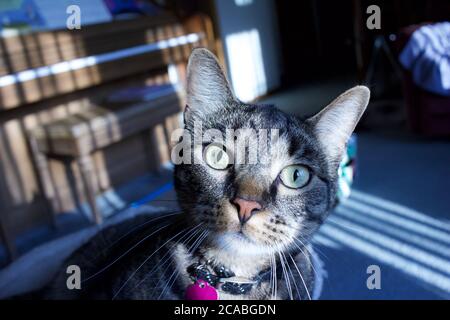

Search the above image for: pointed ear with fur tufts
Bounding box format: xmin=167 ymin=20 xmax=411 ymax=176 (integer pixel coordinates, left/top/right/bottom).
xmin=185 ymin=48 xmax=235 ymax=122
xmin=307 ymin=86 xmax=370 ymax=164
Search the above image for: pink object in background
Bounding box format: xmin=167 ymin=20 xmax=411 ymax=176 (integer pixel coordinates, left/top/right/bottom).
xmin=185 ymin=280 xmax=219 ymax=300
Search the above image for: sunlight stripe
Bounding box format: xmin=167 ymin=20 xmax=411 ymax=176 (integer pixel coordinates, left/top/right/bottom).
xmin=328 ymin=216 xmax=450 ymax=276
xmin=343 ymin=199 xmax=450 ymax=245
xmin=351 ymin=190 xmax=450 ymax=232
xmin=0 ymin=33 xmax=201 ymax=88
xmin=319 ymin=224 xmax=450 ymax=295
xmin=335 ymin=206 xmax=450 ymax=258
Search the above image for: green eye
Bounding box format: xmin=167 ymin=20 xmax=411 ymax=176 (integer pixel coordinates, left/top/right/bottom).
xmin=280 ymin=165 xmax=310 ymax=189
xmin=204 ymin=144 xmax=230 ymax=170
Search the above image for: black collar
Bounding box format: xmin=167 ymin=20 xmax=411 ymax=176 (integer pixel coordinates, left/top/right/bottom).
xmin=187 ymin=259 xmax=280 ymax=295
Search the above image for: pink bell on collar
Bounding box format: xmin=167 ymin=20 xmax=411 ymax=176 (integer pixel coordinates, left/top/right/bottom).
xmin=185 ymin=279 xmax=219 ymax=300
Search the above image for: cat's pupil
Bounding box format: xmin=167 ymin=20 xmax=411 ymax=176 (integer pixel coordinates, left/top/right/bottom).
xmin=293 ymin=169 xmax=300 ymax=181
xmin=216 ymin=150 xmax=223 ymax=162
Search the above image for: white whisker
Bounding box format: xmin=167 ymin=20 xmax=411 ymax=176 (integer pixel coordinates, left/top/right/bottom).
xmin=278 ymin=251 xmax=293 ymax=300
xmin=158 ymin=228 xmax=209 ymax=299
xmin=112 ymin=225 xmax=193 ymax=299
xmin=289 ymin=254 xmax=312 ymax=300
xmin=83 ymin=223 xmax=171 ymax=283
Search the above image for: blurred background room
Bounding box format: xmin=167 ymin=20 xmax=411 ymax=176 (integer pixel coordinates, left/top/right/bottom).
xmin=0 ymin=0 xmax=449 ymax=299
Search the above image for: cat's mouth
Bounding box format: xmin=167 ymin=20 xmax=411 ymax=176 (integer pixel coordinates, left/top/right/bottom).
xmin=233 ymin=228 xmax=258 ymax=245
xmin=214 ymin=228 xmax=275 ymax=256
xmin=225 ymin=218 xmax=254 ymax=240
xmin=221 ymin=230 xmax=255 ymax=247
xmin=237 ymin=229 xmax=249 ymax=240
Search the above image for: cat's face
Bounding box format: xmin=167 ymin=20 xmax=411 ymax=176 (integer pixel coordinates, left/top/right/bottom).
xmin=174 ymin=48 xmax=369 ymax=256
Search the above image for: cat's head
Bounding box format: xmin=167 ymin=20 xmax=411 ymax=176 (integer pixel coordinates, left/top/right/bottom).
xmin=174 ymin=48 xmax=369 ymax=256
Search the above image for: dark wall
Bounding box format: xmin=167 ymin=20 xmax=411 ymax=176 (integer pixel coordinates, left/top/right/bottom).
xmin=275 ymin=0 xmax=356 ymax=85
xmin=275 ymin=0 xmax=450 ymax=86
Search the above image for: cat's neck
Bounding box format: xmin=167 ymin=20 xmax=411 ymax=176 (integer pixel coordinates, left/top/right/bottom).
xmin=197 ymin=241 xmax=272 ymax=278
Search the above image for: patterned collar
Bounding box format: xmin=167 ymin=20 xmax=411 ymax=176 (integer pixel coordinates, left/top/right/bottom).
xmin=187 ymin=259 xmax=278 ymax=295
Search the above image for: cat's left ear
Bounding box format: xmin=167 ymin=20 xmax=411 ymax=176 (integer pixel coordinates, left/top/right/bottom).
xmin=185 ymin=48 xmax=235 ymax=121
xmin=307 ymin=86 xmax=370 ymax=164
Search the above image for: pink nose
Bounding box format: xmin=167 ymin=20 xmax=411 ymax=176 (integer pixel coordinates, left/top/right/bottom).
xmin=232 ymin=197 xmax=262 ymax=224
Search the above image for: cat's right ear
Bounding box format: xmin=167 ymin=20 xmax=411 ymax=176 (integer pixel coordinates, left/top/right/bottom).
xmin=185 ymin=48 xmax=234 ymax=122
xmin=307 ymin=86 xmax=370 ymax=164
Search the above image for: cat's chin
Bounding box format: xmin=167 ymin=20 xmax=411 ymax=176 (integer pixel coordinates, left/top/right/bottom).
xmin=213 ymin=231 xmax=273 ymax=256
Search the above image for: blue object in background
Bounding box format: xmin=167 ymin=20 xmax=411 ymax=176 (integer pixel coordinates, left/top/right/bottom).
xmin=337 ymin=134 xmax=358 ymax=201
xmin=103 ymin=0 xmax=161 ymax=16
xmin=0 ymin=0 xmax=45 ymax=30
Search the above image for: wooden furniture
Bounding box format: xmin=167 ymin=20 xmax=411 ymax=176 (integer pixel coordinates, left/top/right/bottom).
xmin=30 ymin=85 xmax=183 ymax=224
xmin=0 ymin=13 xmax=218 ymax=262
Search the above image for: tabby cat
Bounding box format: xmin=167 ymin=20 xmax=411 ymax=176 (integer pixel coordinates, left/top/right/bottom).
xmin=41 ymin=48 xmax=370 ymax=300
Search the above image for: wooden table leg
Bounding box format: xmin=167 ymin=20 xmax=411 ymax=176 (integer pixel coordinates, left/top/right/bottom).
xmin=146 ymin=127 xmax=165 ymax=174
xmin=0 ymin=211 xmax=17 ymax=263
xmin=29 ymin=138 xmax=59 ymax=228
xmin=77 ymin=155 xmax=102 ymax=225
